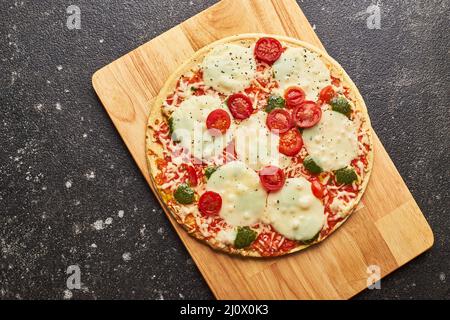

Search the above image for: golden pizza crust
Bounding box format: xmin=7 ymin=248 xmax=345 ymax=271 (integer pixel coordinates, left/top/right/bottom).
xmin=145 ymin=34 xmax=374 ymax=258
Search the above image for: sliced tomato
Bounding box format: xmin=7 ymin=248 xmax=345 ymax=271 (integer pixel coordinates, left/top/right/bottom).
xmin=206 ymin=109 xmax=231 ymax=135
xmin=181 ymin=164 xmax=198 ymax=187
xmin=311 ymin=180 xmax=324 ymax=199
xmin=279 ymin=128 xmax=303 ymax=156
xmin=227 ymin=93 xmax=253 ymax=120
xmin=254 ymin=37 xmax=283 ymax=64
xmin=198 ymin=191 xmax=222 ymax=217
xmin=318 ymin=85 xmax=335 ymax=104
xmin=259 ymin=166 xmax=286 ymax=192
xmin=292 ymin=101 xmax=322 ymax=128
xmin=266 ymin=109 xmax=292 ymax=134
xmin=284 ymin=86 xmax=305 ymax=108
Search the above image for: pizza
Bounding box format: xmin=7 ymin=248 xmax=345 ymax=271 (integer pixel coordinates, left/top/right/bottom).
xmin=145 ymin=34 xmax=373 ymax=257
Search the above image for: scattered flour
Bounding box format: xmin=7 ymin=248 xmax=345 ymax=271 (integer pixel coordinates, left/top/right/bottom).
xmin=55 ymin=102 xmax=62 ymax=110
xmin=85 ymin=171 xmax=95 ymax=180
xmin=122 ymin=252 xmax=131 ymax=262
xmin=92 ymin=220 xmax=104 ymax=230
xmin=104 ymin=217 xmax=113 ymax=225
xmin=65 ymin=180 xmax=72 ymax=189
xmin=118 ymin=210 xmax=124 ymax=218
xmin=140 ymin=224 xmax=146 ymax=237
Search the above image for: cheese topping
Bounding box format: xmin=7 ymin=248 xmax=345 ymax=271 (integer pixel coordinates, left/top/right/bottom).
xmin=272 ymin=47 xmax=331 ymax=100
xmin=303 ymin=110 xmax=358 ymax=171
xmin=265 ymin=177 xmax=325 ymax=241
xmin=171 ymin=95 xmax=235 ymax=162
xmin=216 ymin=228 xmax=237 ymax=245
xmin=234 ymin=112 xmax=291 ymax=171
xmin=206 ymin=161 xmax=266 ymax=226
xmin=202 ymin=44 xmax=256 ymax=94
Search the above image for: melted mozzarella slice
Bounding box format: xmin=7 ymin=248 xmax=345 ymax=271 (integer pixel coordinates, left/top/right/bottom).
xmin=272 ymin=47 xmax=331 ymax=101
xmin=303 ymin=110 xmax=358 ymax=171
xmin=171 ymin=95 xmax=234 ymax=162
xmin=201 ymin=44 xmax=256 ymax=94
xmin=206 ymin=161 xmax=266 ymax=227
xmin=234 ymin=112 xmax=291 ymax=171
xmin=265 ymin=177 xmax=325 ymax=241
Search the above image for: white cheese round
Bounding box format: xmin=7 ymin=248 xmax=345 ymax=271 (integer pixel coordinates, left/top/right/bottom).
xmin=171 ymin=95 xmax=234 ymax=162
xmin=303 ymin=110 xmax=358 ymax=171
xmin=272 ymin=47 xmax=331 ymax=101
xmin=234 ymin=112 xmax=291 ymax=171
xmin=201 ymin=44 xmax=256 ymax=94
xmin=265 ymin=177 xmax=325 ymax=241
xmin=206 ymin=161 xmax=266 ymax=227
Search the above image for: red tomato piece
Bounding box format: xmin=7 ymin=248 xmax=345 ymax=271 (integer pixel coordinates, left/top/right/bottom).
xmin=206 ymin=109 xmax=231 ymax=135
xmin=318 ymin=85 xmax=335 ymax=104
xmin=227 ymin=93 xmax=253 ymax=120
xmin=259 ymin=166 xmax=286 ymax=192
xmin=254 ymin=37 xmax=283 ymax=64
xmin=279 ymin=129 xmax=303 ymax=156
xmin=266 ymin=109 xmax=292 ymax=134
xmin=284 ymin=86 xmax=306 ymax=109
xmin=310 ymin=180 xmax=324 ymax=199
xmin=181 ymin=164 xmax=198 ymax=187
xmin=198 ymin=191 xmax=222 ymax=217
xmin=292 ymin=101 xmax=322 ymax=128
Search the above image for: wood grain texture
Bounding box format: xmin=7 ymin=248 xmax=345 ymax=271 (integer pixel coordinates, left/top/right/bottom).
xmin=92 ymin=0 xmax=433 ymax=299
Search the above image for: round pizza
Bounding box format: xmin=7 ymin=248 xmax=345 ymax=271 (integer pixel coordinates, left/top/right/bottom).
xmin=145 ymin=34 xmax=373 ymax=257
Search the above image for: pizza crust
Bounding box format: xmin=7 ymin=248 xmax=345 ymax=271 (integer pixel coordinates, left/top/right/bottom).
xmin=145 ymin=34 xmax=374 ymax=257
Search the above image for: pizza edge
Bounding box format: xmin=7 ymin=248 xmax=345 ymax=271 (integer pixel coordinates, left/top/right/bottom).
xmin=145 ymin=33 xmax=374 ymax=258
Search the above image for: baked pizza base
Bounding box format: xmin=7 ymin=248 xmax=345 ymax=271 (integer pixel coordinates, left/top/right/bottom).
xmin=145 ymin=34 xmax=374 ymax=257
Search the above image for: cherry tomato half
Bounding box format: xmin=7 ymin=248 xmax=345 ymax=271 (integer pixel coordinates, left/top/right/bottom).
xmin=266 ymin=109 xmax=292 ymax=134
xmin=254 ymin=37 xmax=283 ymax=64
xmin=284 ymin=86 xmax=306 ymax=109
xmin=198 ymin=191 xmax=222 ymax=217
xmin=292 ymin=101 xmax=322 ymax=128
xmin=206 ymin=109 xmax=231 ymax=136
xmin=279 ymin=128 xmax=303 ymax=156
xmin=227 ymin=93 xmax=253 ymax=120
xmin=259 ymin=166 xmax=286 ymax=192
xmin=318 ymin=85 xmax=335 ymax=104
xmin=311 ymin=180 xmax=324 ymax=199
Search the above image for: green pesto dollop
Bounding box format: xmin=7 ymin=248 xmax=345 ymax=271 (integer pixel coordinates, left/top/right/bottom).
xmin=234 ymin=227 xmax=257 ymax=249
xmin=204 ymin=166 xmax=217 ymax=180
xmin=174 ymin=183 xmax=195 ymax=204
xmin=303 ymin=156 xmax=323 ymax=174
xmin=330 ymin=96 xmax=351 ymax=117
xmin=265 ymin=95 xmax=285 ymax=113
xmin=334 ymin=167 xmax=358 ymax=185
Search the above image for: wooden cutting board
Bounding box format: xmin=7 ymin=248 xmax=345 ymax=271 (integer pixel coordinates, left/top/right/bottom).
xmin=92 ymin=0 xmax=433 ymax=299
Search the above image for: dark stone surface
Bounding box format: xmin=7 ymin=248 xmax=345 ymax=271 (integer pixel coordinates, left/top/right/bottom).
xmin=0 ymin=0 xmax=448 ymax=300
